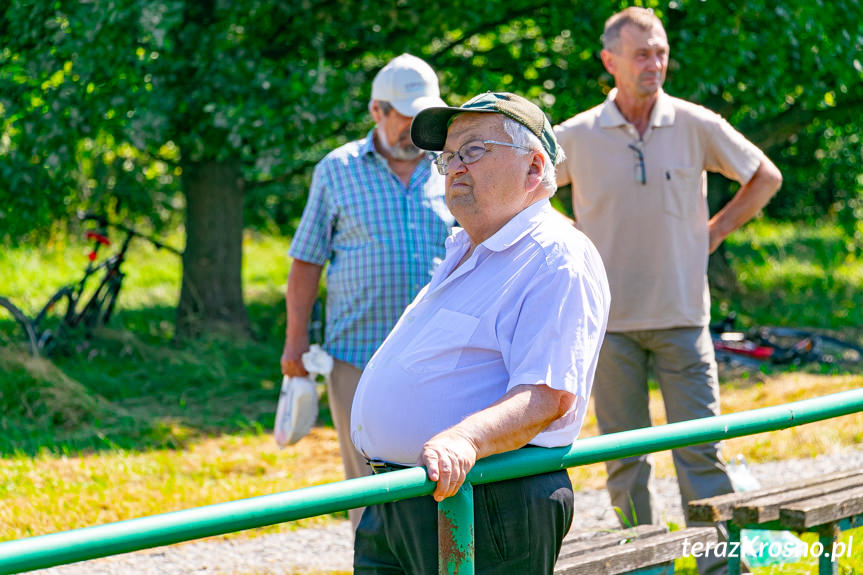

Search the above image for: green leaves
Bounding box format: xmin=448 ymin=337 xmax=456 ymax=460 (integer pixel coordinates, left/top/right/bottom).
xmin=0 ymin=0 xmax=860 ymax=241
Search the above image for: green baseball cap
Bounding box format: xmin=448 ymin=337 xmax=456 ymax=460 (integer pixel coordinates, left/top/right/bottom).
xmin=410 ymin=91 xmax=560 ymax=164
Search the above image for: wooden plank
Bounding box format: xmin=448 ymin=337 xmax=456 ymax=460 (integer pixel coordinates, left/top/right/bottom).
xmin=559 ymin=525 xmax=668 ymax=559
xmin=687 ymin=469 xmax=863 ymax=523
xmin=732 ymin=474 xmax=863 ymax=526
xmin=779 ymin=485 xmax=863 ymax=529
xmin=554 ymin=527 xmax=718 ymax=575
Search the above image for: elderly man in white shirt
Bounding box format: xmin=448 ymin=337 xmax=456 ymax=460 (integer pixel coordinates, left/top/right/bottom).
xmin=350 ymin=92 xmax=610 ymax=575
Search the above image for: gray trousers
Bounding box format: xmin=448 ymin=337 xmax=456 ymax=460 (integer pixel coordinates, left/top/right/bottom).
xmin=354 ymin=470 xmax=573 ymax=575
xmin=594 ymin=326 xmax=735 ymax=575
xmin=328 ymin=359 xmax=373 ymax=531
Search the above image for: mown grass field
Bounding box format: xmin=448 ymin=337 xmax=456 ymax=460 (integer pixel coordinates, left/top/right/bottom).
xmin=1 ymin=218 xmax=862 ymax=574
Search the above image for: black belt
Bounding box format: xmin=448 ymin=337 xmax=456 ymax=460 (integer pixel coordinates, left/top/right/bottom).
xmin=366 ymin=458 xmax=412 ymax=475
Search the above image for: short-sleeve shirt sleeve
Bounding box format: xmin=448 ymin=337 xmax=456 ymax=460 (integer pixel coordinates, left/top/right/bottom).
xmin=289 ymin=161 xmax=335 ymax=265
xmin=504 ymin=247 xmax=609 ymax=447
xmin=702 ymin=112 xmax=763 ymax=186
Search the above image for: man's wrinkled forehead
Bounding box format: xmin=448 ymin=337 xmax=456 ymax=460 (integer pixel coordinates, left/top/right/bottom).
xmin=445 ymin=112 xmax=504 ymax=145
xmin=621 ymin=22 xmax=668 ymax=48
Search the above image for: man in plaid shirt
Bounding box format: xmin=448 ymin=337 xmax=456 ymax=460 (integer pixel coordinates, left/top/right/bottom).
xmin=280 ymin=54 xmax=453 ymax=530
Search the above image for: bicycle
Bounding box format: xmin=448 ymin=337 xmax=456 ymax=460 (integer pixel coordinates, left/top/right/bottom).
xmin=710 ymin=312 xmax=863 ymax=373
xmin=0 ymin=213 xmax=181 ymax=356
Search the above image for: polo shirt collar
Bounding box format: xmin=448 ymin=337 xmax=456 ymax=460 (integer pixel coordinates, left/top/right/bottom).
xmin=650 ymin=89 xmax=675 ymax=127
xmin=360 ymin=129 xmax=377 ymax=157
xmin=599 ymin=88 xmax=675 ymax=129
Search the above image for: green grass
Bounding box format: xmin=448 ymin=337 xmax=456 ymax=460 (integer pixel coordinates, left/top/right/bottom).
xmin=0 ymin=228 xmax=354 ymax=541
xmin=0 ymin=229 xmax=294 ymax=455
xmin=1 ymin=218 xmax=863 ymax=572
xmin=713 ymin=219 xmax=863 ymax=339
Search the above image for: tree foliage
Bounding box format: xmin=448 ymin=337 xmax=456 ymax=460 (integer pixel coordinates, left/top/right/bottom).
xmin=1 ymin=0 xmax=861 ymax=323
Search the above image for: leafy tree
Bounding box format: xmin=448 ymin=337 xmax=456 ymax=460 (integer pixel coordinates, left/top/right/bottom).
xmin=1 ymin=0 xmax=860 ymax=336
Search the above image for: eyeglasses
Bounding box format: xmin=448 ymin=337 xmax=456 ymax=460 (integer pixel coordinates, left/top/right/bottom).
xmin=628 ymin=143 xmax=646 ymax=185
xmin=433 ymin=140 xmax=530 ymax=175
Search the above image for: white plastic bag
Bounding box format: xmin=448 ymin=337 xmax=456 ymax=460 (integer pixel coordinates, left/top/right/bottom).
xmin=273 ymin=345 xmax=333 ymax=447
xmin=274 ymin=376 xmax=318 ymax=447
xmin=302 ymin=344 xmax=334 ymax=376
xmin=727 ymin=455 xmax=806 ymax=567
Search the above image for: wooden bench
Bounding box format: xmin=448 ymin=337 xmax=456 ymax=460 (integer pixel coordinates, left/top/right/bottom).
xmin=554 ymin=524 xmax=718 ymax=575
xmin=688 ymin=468 xmax=863 ymax=575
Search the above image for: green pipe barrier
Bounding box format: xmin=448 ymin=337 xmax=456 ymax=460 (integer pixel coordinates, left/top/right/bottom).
xmin=0 ymin=468 xmax=434 ymax=574
xmin=1 ymin=388 xmax=863 ymax=574
xmin=470 ymin=386 xmax=863 ymax=486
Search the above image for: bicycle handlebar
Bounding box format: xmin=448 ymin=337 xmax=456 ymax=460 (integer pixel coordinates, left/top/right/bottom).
xmin=78 ymin=213 xmax=183 ymax=256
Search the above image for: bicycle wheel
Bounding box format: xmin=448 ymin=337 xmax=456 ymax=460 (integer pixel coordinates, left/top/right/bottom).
xmin=757 ymin=326 xmax=863 ymax=370
xmin=810 ymin=335 xmax=863 ymax=370
xmin=753 ymin=326 xmax=817 ymax=365
xmin=0 ymin=296 xmax=39 ymax=356
xmin=33 ymin=287 xmax=76 ymax=355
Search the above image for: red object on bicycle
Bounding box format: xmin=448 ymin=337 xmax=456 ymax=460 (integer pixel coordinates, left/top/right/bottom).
xmin=713 ymin=339 xmax=775 ymax=359
xmin=85 ymin=231 xmax=111 ymax=246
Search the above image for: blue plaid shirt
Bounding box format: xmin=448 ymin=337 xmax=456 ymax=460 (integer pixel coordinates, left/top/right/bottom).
xmin=289 ymin=130 xmax=454 ymax=368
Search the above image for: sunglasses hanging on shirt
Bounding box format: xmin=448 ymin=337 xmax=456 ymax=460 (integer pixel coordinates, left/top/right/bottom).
xmin=628 ymin=142 xmax=646 ymax=186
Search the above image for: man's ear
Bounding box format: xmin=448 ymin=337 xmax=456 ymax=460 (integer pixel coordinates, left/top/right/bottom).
xmin=525 ymin=151 xmax=545 ymax=193
xmin=600 ymin=49 xmax=616 ymax=76
xmin=370 ymin=100 xmax=384 ymax=123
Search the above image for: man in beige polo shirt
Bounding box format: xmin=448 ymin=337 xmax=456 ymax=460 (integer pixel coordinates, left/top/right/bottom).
xmin=554 ymin=7 xmax=782 ymax=574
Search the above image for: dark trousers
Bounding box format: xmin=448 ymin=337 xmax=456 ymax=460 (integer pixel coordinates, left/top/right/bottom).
xmin=354 ymin=469 xmax=573 ymax=575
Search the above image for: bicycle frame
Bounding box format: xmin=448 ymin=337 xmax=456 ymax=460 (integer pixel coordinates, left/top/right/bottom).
xmin=70 ymin=231 xmax=133 ymax=329
xmin=3 ymin=215 xmax=180 ymax=356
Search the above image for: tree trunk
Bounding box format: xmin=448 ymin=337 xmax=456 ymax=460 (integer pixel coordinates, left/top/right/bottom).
xmin=176 ymin=159 xmax=250 ymax=338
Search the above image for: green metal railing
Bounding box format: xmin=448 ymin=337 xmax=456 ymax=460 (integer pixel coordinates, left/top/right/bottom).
xmin=2 ymin=388 xmax=863 ymax=574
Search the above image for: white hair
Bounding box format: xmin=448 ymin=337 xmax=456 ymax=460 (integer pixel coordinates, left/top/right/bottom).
xmin=501 ymin=117 xmax=563 ymax=196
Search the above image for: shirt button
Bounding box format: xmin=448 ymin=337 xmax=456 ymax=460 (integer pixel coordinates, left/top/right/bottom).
xmin=407 ymin=223 xmax=416 ymax=230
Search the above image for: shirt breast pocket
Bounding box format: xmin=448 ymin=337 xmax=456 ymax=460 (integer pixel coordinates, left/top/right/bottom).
xmin=398 ymin=308 xmax=480 ymax=374
xmin=662 ymin=166 xmax=702 ymax=219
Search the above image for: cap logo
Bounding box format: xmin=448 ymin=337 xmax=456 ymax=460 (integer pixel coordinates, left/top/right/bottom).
xmin=403 ymin=81 xmax=425 ymax=92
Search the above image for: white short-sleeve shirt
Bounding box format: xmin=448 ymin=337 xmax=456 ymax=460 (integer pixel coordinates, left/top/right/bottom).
xmin=351 ymin=200 xmax=610 ymax=465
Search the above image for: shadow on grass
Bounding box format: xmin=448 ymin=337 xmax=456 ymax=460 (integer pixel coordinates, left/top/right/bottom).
xmin=0 ymin=297 xmax=335 ymax=457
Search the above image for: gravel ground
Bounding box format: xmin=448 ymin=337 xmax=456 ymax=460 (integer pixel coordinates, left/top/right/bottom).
xmin=30 ymin=446 xmax=863 ymax=575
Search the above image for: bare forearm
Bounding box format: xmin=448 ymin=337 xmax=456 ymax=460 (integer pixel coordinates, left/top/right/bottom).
xmin=281 ymin=259 xmax=324 ymax=376
xmin=420 ymin=384 xmax=575 ymax=501
xmin=454 ymin=384 xmax=574 ymax=459
xmin=285 ymin=260 xmax=324 ymax=337
xmin=709 ymin=158 xmax=782 ymax=252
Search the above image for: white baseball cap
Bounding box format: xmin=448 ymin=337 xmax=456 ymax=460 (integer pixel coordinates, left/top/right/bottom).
xmin=371 ymin=53 xmax=446 ymax=117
